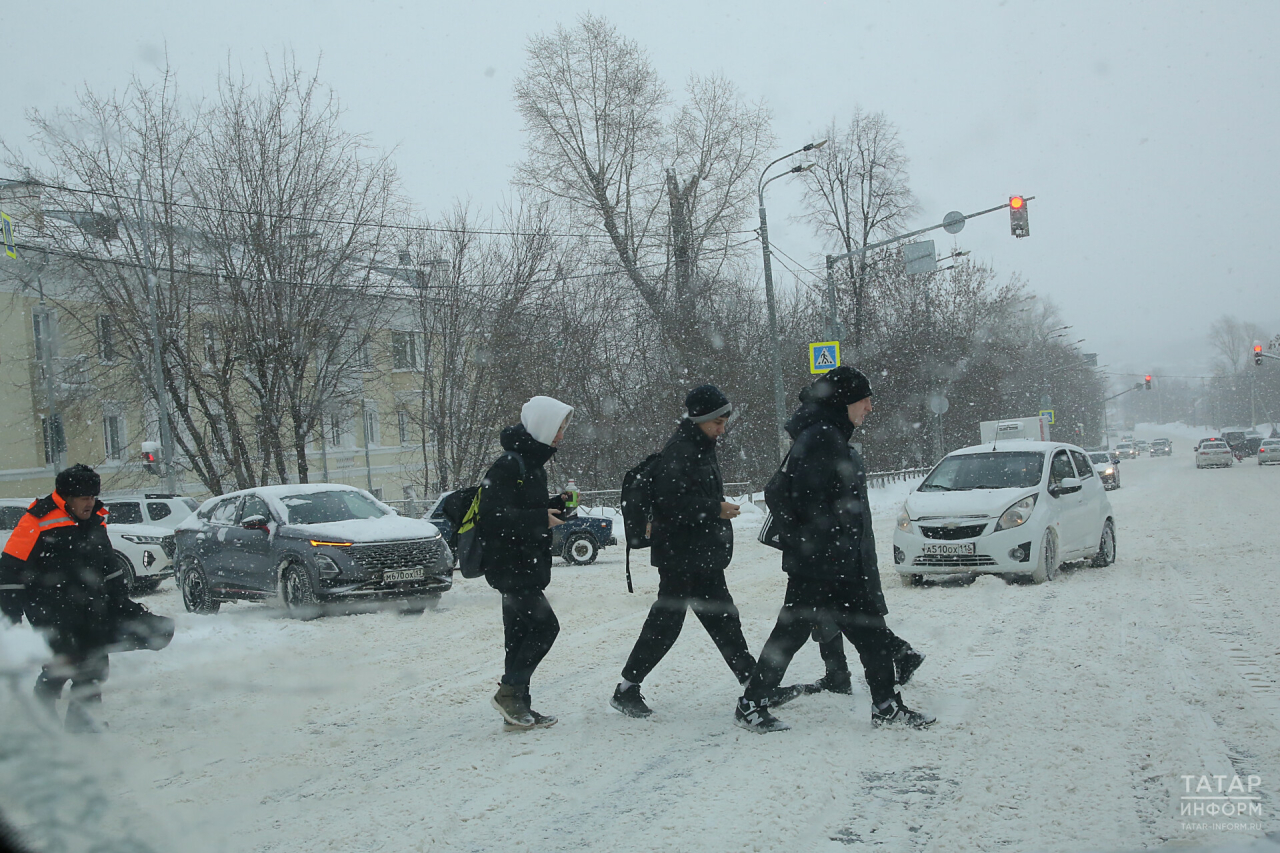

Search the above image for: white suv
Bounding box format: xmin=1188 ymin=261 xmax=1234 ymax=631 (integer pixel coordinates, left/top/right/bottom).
xmin=101 ymin=494 xmax=200 ymax=529
xmin=894 ymin=442 xmax=1116 ymax=586
xmin=0 ymin=497 xmax=177 ymax=594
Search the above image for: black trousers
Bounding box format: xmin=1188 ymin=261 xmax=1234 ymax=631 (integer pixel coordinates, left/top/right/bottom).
xmin=622 ymin=569 xmax=756 ymax=685
xmin=35 ymin=648 xmax=110 ymax=705
xmin=500 ymin=590 xmax=560 ymax=686
xmin=745 ymin=575 xmax=897 ymax=706
xmin=815 ymin=624 xmax=911 ymax=675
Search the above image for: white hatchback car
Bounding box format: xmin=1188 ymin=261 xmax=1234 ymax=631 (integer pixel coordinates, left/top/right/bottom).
xmin=0 ymin=497 xmax=175 ymax=594
xmin=894 ymin=442 xmax=1116 ymax=585
xmin=1257 ymin=438 xmax=1280 ymax=466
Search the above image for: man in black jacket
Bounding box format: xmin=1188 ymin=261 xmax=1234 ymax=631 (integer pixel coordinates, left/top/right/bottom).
xmin=1 ymin=464 xmax=173 ymax=732
xmin=735 ymin=367 xmax=934 ymax=732
xmin=479 ymin=395 xmax=574 ymax=730
xmin=612 ymin=385 xmax=799 ymax=718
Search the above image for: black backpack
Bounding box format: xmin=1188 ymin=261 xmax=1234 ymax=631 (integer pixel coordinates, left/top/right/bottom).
xmin=759 ymin=448 xmax=797 ymax=551
xmin=455 ymin=452 xmax=526 ymax=579
xmin=619 ymin=452 xmax=662 ymax=592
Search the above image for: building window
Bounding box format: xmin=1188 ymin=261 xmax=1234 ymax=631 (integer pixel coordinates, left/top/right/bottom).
xmin=103 ymin=414 xmax=125 ymax=461
xmin=42 ymin=414 xmax=65 ymax=465
xmin=326 ymin=410 xmax=349 ymax=448
xmin=354 ymin=337 xmax=372 ymax=370
xmin=203 ymin=323 xmax=218 ymax=366
xmin=398 ymin=410 xmax=411 ymax=445
xmin=94 ymin=315 xmax=116 ymax=361
xmin=370 ymin=487 xmax=383 ymax=500
xmin=391 ymin=331 xmax=418 ymax=370
xmin=362 ymin=403 xmax=380 ymax=447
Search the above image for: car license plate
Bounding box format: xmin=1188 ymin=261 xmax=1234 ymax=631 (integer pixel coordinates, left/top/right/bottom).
xmin=384 ymin=568 xmax=425 ymax=583
xmin=921 ymin=542 xmax=976 ymax=556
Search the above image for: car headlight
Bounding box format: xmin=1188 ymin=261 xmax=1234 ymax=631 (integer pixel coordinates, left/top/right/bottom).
xmin=314 ymin=554 xmax=342 ymax=579
xmin=120 ymin=533 xmax=166 ymax=545
xmin=1104 ymin=467 xmax=1114 ymax=475
xmin=896 ymin=507 xmax=912 ymax=532
xmin=994 ymin=495 xmax=1038 ymax=532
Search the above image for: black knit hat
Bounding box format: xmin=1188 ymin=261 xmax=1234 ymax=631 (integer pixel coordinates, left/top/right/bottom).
xmin=684 ymin=384 xmax=732 ymax=423
xmin=810 ymin=366 xmax=873 ymax=407
xmin=56 ymin=463 xmax=101 ymax=499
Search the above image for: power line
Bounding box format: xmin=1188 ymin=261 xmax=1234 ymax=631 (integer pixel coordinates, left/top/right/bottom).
xmin=0 ymin=175 xmax=759 ymax=241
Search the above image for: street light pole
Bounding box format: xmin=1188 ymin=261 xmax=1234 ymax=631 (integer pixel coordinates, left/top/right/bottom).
xmin=758 ymin=140 xmax=826 ymax=464
xmin=135 ymin=181 xmax=178 ymax=494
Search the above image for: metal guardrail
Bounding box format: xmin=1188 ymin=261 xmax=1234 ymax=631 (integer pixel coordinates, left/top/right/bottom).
xmin=866 ymin=466 xmax=932 ymax=489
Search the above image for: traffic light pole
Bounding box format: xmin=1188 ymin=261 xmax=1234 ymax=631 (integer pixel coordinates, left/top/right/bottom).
xmin=823 ymin=198 xmax=1034 ymax=350
xmin=136 ymin=182 xmax=178 ymax=495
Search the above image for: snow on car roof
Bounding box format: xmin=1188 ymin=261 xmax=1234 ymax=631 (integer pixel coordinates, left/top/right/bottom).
xmin=947 ymin=440 xmax=1081 ymax=457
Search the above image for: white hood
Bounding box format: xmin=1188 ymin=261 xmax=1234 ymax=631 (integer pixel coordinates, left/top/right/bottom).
xmin=906 ymin=487 xmax=1037 ymax=520
xmin=521 ymin=396 xmax=574 ymax=446
xmin=286 ymin=515 xmax=442 ymax=543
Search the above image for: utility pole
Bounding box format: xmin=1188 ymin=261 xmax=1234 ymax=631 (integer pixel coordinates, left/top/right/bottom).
xmin=31 ymin=259 xmax=65 ymax=471
xmin=135 ymin=182 xmax=178 ymax=494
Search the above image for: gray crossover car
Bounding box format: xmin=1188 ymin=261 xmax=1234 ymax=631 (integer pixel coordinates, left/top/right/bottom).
xmin=174 ymin=484 xmax=452 ymax=618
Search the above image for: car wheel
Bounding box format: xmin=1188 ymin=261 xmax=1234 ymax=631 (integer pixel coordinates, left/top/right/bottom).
xmin=180 ymin=557 xmax=220 ymax=615
xmin=563 ymin=533 xmax=599 ymax=565
xmin=1091 ymin=520 xmax=1116 ymax=567
xmin=1028 ymin=529 xmax=1058 ymax=584
xmin=111 ymin=552 xmax=137 ymax=593
xmin=899 ymin=573 xmax=923 ymax=587
xmin=280 ymin=563 xmax=321 ymax=620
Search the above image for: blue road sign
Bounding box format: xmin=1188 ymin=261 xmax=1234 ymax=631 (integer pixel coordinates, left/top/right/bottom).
xmin=1039 ymin=409 xmax=1055 ymax=425
xmin=809 ymin=341 xmax=840 ymax=374
xmin=1 ymin=212 xmax=14 ymax=260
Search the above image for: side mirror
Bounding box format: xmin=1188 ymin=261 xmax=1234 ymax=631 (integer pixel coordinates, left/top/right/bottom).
xmin=242 ymin=515 xmax=270 ymax=531
xmin=1053 ymin=477 xmax=1083 ymax=495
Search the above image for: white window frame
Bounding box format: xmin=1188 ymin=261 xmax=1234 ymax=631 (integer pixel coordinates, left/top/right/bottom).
xmin=96 ymin=314 xmax=117 ymax=362
xmin=102 ymin=411 xmax=126 ymax=461
xmin=390 ymin=330 xmax=419 ymax=371
xmin=397 ymin=410 xmax=411 ymax=445
xmin=362 ymin=402 xmax=380 ymax=448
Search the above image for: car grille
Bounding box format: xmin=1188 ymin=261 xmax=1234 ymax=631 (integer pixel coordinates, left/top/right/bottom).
xmin=161 ymin=535 xmax=176 ymax=559
xmin=913 ymin=553 xmax=999 ymax=567
xmin=919 ymin=524 xmax=987 ymax=540
xmin=350 ymin=539 xmax=445 ymax=575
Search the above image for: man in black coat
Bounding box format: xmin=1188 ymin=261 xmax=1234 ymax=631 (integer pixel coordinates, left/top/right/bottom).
xmin=735 ymin=367 xmax=934 ymax=732
xmin=479 ymin=395 xmax=574 ymax=730
xmin=612 ymin=385 xmax=800 ymax=718
xmin=0 ymin=464 xmax=173 ymax=732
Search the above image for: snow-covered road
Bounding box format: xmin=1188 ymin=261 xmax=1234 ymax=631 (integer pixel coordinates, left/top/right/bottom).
xmin=3 ymin=432 xmax=1279 ymax=852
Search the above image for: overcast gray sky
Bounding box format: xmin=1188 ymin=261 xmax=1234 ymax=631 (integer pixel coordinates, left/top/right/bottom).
xmin=4 ymin=0 xmax=1277 ymax=382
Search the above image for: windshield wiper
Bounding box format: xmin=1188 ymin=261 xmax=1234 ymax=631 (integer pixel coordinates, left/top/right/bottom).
xmin=919 ymin=484 xmax=952 ymax=491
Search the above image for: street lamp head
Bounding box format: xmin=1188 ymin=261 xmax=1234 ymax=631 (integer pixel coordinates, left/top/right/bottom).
xmin=804 ymin=139 xmax=829 ymax=151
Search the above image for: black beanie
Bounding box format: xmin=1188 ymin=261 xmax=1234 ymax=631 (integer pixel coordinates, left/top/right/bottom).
xmin=810 ymin=366 xmax=873 ymax=407
xmin=684 ymin=384 xmax=732 ymax=423
xmin=56 ymin=463 xmax=101 ymax=499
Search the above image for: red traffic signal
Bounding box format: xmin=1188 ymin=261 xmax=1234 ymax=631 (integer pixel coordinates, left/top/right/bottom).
xmin=141 ymin=440 xmax=162 ymax=475
xmin=1256 ymin=343 xmax=1265 ymax=366
xmin=1144 ymin=375 xmax=1152 ymax=390
xmin=1009 ymin=196 xmax=1029 ymax=238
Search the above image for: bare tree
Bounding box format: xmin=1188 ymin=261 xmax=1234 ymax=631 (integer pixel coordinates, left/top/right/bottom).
xmin=513 ymin=14 xmax=772 ymax=372
xmin=801 ymin=109 xmax=917 ymax=354
xmin=1208 ymin=314 xmax=1266 ymax=375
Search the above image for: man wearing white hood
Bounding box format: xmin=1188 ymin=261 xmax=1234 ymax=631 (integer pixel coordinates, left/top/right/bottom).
xmin=479 ymin=395 xmax=574 ymax=730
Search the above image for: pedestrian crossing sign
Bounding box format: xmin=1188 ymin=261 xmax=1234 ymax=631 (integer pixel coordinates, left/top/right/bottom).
xmin=1039 ymin=409 xmax=1055 ymax=424
xmin=1 ymin=212 xmax=14 ymax=260
xmin=809 ymin=341 xmax=840 ymax=374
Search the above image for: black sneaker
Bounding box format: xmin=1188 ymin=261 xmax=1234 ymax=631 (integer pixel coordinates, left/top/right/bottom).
xmin=803 ymin=670 xmax=853 ymax=695
xmin=63 ymin=701 xmax=106 ymax=734
xmin=763 ymin=684 xmax=806 ymax=708
xmin=895 ymin=648 xmax=926 ymax=686
xmin=610 ymin=683 xmax=653 ymax=718
xmin=521 ymin=688 xmax=558 ymax=729
xmin=871 ymin=693 xmax=935 ymax=729
xmin=492 ymin=683 xmax=535 ymax=729
xmin=734 ymin=697 xmax=790 ymax=733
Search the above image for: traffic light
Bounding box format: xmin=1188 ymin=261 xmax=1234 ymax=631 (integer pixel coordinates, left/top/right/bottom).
xmin=141 ymin=440 xmax=161 ymax=476
xmin=1009 ymin=196 xmax=1029 ymax=238
xmin=1144 ymin=375 xmax=1152 ymax=390
xmin=1256 ymin=343 xmax=1265 ymax=367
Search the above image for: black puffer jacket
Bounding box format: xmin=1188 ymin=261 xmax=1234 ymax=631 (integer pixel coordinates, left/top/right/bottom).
xmin=651 ymin=418 xmax=733 ymax=575
xmin=478 ymin=424 xmax=557 ymax=592
xmin=780 ymin=397 xmax=886 ymax=615
xmin=0 ymin=493 xmax=145 ymax=655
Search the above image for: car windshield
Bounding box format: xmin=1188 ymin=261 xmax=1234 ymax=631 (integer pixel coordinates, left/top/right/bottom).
xmin=0 ymin=506 xmax=27 ymax=530
xmin=278 ymin=490 xmax=388 ymax=525
xmin=919 ymin=451 xmax=1044 ymax=491
xmin=1088 ymin=453 xmax=1110 ymax=464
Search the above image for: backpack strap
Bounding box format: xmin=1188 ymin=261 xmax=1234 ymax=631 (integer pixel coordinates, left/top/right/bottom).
xmin=504 ymin=451 xmax=527 ymax=484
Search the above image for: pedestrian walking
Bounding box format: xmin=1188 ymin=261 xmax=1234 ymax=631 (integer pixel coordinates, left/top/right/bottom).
xmin=611 ymin=384 xmax=801 ymax=718
xmin=735 ymin=367 xmax=934 ymax=732
xmin=481 ymin=395 xmax=574 ymax=730
xmin=0 ymin=464 xmax=173 ymax=732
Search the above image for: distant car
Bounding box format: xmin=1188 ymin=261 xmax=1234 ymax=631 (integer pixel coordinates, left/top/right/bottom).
xmin=1259 ymin=438 xmax=1280 ymax=466
xmin=1149 ymin=438 xmax=1172 ymax=456
xmin=1087 ymin=451 xmax=1121 ymax=490
xmin=1195 ymin=441 xmax=1235 ymax=469
xmin=424 ymin=492 xmax=617 ymax=566
xmin=1241 ymin=436 xmax=1264 ymax=458
xmin=1134 ymin=440 xmax=1149 ymax=454
xmin=174 ymin=484 xmax=453 ymax=618
xmin=101 ymin=493 xmax=199 ymax=529
xmin=1197 ymin=437 xmax=1227 ymax=450
xmin=1 ymin=497 xmax=174 ymax=594
xmin=893 ymin=442 xmax=1115 ymax=586
xmin=1115 ymin=442 xmax=1137 ymax=459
